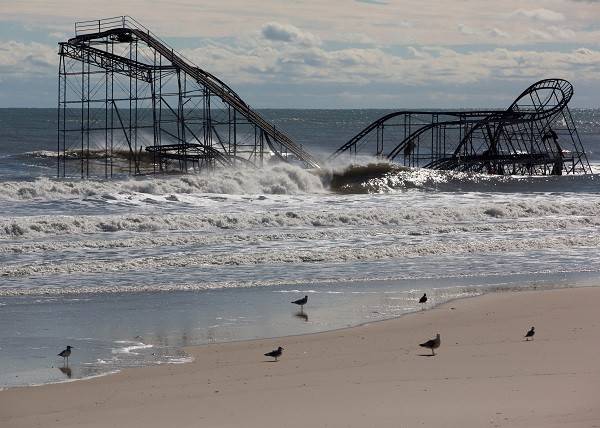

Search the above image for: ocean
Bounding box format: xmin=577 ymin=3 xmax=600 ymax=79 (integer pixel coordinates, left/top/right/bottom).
xmin=1 ymin=108 xmax=600 ymax=388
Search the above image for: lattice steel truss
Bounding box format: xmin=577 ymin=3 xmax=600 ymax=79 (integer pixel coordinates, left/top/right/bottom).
xmin=57 ymin=16 xmax=320 ymax=178
xmin=330 ymin=79 xmax=591 ymax=175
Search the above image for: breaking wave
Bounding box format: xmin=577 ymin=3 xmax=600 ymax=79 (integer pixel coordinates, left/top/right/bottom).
xmin=1 ymin=197 xmax=600 ymax=239
xmin=326 ymin=162 xmax=600 ymax=194
xmin=1 ymin=234 xmax=599 ymax=278
xmin=1 ymin=162 xmax=599 ymax=204
xmin=0 ymin=163 xmax=325 ymax=201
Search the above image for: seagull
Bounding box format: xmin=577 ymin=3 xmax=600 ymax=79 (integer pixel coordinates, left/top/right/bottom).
xmin=419 ymin=333 xmax=441 ymax=356
xmin=264 ymin=346 xmax=284 ymax=362
xmin=291 ymin=295 xmax=308 ymax=310
xmin=58 ymin=346 xmax=73 ymax=365
xmin=419 ymin=293 xmax=427 ymax=308
xmin=524 ymin=326 xmax=535 ymax=341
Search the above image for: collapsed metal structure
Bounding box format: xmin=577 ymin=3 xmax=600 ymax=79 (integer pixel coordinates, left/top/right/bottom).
xmin=330 ymin=79 xmax=590 ymax=175
xmin=57 ymin=17 xmax=590 ymax=177
xmin=57 ymin=16 xmax=320 ymax=178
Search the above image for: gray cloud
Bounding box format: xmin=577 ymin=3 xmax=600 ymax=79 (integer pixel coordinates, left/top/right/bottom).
xmin=261 ymin=22 xmax=321 ymax=46
xmin=511 ymin=8 xmax=565 ymax=22
xmin=488 ymin=28 xmax=510 ymax=38
xmin=0 ymin=41 xmax=56 ymax=76
xmin=2 ymin=13 xmax=600 ymax=107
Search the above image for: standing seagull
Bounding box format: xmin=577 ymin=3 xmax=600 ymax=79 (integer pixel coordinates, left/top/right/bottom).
xmin=419 ymin=293 xmax=427 ymax=309
xmin=419 ymin=333 xmax=441 ymax=356
xmin=524 ymin=326 xmax=535 ymax=341
xmin=291 ymin=295 xmax=308 ymax=311
xmin=58 ymin=346 xmax=73 ymax=365
xmin=264 ymin=346 xmax=284 ymax=362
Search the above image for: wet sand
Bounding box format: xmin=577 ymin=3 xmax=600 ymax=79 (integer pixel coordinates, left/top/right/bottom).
xmin=1 ymin=286 xmax=599 ymax=428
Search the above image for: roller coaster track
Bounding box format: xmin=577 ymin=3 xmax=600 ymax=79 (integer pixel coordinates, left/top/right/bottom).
xmin=330 ymin=110 xmax=495 ymax=160
xmin=330 ymin=79 xmax=590 ymax=175
xmin=60 ymin=16 xmax=320 ymax=175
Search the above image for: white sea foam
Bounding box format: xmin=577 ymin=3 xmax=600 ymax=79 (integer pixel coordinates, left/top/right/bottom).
xmin=0 ymin=163 xmax=325 ymax=201
xmin=161 ymin=356 xmax=194 ymax=364
xmin=1 ymin=160 xmax=599 ymax=299
xmin=1 ymin=266 xmax=598 ymax=297
xmin=3 ymin=162 xmax=598 ymax=204
xmin=112 ymin=341 xmax=153 ymax=355
xmin=5 ymin=370 xmax=122 ymax=390
xmin=1 ymin=196 xmax=599 ymax=240
xmin=1 ymin=234 xmax=598 ymax=278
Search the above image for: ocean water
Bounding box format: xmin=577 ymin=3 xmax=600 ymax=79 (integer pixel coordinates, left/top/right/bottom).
xmin=1 ymin=108 xmax=600 ymax=388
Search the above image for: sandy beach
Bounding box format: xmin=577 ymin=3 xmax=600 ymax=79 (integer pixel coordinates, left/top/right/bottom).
xmin=1 ymin=286 xmax=599 ymax=428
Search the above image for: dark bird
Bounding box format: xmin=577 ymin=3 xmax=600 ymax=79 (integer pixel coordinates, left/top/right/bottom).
xmin=524 ymin=326 xmax=535 ymax=341
xmin=291 ymin=295 xmax=308 ymax=310
xmin=58 ymin=346 xmax=73 ymax=365
xmin=264 ymin=346 xmax=284 ymax=362
xmin=419 ymin=293 xmax=427 ymax=305
xmin=419 ymin=333 xmax=441 ymax=356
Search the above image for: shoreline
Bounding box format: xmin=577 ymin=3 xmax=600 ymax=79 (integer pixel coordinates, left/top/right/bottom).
xmin=3 ymin=268 xmax=597 ymax=297
xmin=2 ymin=285 xmax=599 ymax=427
xmin=0 ymin=281 xmax=596 ymax=391
xmin=1 ymin=279 xmax=593 ymax=391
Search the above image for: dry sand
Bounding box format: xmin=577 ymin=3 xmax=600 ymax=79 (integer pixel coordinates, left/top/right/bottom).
xmin=1 ymin=286 xmax=600 ymax=428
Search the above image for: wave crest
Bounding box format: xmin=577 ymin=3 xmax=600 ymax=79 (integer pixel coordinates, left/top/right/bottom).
xmin=0 ymin=163 xmax=325 ymax=201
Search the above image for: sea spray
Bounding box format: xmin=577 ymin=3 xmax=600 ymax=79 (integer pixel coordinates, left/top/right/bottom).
xmin=0 ymin=163 xmax=325 ymax=201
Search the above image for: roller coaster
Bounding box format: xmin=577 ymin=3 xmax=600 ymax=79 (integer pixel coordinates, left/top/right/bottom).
xmin=57 ymin=16 xmax=320 ymax=178
xmin=330 ymin=79 xmax=590 ymax=175
xmin=57 ymin=17 xmax=590 ymax=177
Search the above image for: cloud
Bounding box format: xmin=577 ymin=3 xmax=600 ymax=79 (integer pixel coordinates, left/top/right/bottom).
xmin=261 ymin=22 xmax=321 ymax=46
xmin=458 ymin=25 xmax=510 ymax=40
xmin=333 ymin=32 xmax=378 ymax=45
xmin=2 ymin=7 xmax=600 ymax=107
xmin=2 ymin=1 xmax=600 ymax=48
xmin=0 ymin=40 xmax=56 ymax=76
xmin=550 ymin=26 xmax=576 ymax=39
xmin=458 ymin=24 xmax=479 ymax=36
xmin=407 ymin=46 xmax=428 ymax=59
xmin=488 ymin=28 xmax=510 ymax=38
xmin=530 ymin=29 xmax=555 ymax=41
xmin=181 ymin=30 xmax=600 ymax=91
xmin=512 ymin=8 xmax=565 ymax=22
xmin=528 ymin=26 xmax=577 ymax=41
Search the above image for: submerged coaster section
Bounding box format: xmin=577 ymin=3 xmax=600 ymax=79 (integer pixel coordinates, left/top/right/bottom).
xmin=57 ymin=16 xmax=320 ymax=178
xmin=330 ymin=79 xmax=590 ymax=175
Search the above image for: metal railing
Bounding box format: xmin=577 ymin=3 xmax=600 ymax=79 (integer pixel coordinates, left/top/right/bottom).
xmin=70 ymin=16 xmax=321 ymax=168
xmin=74 ymin=16 xmax=247 ymax=111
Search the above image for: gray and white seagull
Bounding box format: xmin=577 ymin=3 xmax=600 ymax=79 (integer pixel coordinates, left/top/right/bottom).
xmin=58 ymin=345 xmax=73 ymax=365
xmin=524 ymin=326 xmax=535 ymax=341
xmin=419 ymin=333 xmax=441 ymax=356
xmin=291 ymin=295 xmax=308 ymax=311
xmin=264 ymin=346 xmax=284 ymax=362
xmin=419 ymin=293 xmax=427 ymax=309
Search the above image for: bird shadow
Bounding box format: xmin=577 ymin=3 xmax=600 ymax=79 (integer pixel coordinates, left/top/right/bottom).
xmin=294 ymin=311 xmax=309 ymax=322
xmin=262 ymin=360 xmax=279 ymax=363
xmin=58 ymin=366 xmax=72 ymax=378
xmin=418 ymin=354 xmax=436 ymax=357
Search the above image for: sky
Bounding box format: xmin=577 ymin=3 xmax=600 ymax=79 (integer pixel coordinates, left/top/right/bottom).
xmin=0 ymin=0 xmax=599 ymax=108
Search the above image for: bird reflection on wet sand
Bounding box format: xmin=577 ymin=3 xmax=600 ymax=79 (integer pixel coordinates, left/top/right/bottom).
xmin=58 ymin=366 xmax=72 ymax=379
xmin=294 ymin=311 xmax=309 ymax=322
